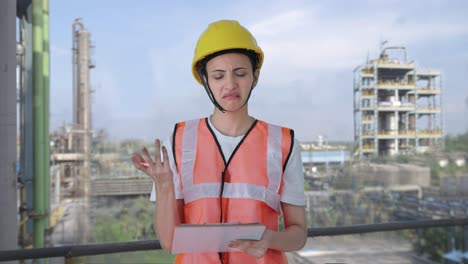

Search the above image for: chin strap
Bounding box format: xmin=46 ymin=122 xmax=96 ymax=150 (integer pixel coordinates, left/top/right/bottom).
xmin=198 ymin=68 xmax=226 ymax=113
xmin=197 ymin=68 xmax=255 ymax=113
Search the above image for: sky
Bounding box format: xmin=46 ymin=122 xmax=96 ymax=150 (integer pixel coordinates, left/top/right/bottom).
xmin=47 ymin=0 xmax=468 ymax=142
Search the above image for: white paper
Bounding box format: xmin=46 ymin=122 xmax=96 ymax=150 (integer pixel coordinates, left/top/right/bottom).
xmin=171 ymin=223 xmax=266 ymax=253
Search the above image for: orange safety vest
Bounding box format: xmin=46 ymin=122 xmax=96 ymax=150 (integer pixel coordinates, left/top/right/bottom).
xmin=172 ymin=118 xmax=294 ymax=264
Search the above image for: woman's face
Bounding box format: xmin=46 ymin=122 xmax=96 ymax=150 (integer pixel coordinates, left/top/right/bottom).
xmin=205 ymin=53 xmax=259 ymax=112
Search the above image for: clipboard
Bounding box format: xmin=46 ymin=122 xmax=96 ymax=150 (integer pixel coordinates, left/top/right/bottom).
xmin=171 ymin=223 xmax=266 ymax=253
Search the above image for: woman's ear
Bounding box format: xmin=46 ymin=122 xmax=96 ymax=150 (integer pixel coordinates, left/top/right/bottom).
xmin=252 ymin=69 xmax=260 ymax=88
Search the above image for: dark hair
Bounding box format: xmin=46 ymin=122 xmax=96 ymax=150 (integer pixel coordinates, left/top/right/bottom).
xmin=198 ymin=48 xmax=259 ymax=77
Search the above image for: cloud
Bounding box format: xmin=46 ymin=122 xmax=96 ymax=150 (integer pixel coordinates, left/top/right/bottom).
xmin=238 ymin=7 xmax=468 ymax=139
xmin=249 ymin=10 xmax=309 ymax=37
xmin=251 ymin=9 xmax=468 ymax=79
xmin=49 ymin=1 xmax=468 ymax=141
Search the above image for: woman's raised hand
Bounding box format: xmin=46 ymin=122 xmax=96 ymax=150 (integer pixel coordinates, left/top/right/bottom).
xmin=131 ymin=139 xmax=173 ymax=186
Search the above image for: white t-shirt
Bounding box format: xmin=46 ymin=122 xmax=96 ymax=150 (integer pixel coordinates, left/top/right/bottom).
xmin=150 ymin=119 xmax=305 ymax=206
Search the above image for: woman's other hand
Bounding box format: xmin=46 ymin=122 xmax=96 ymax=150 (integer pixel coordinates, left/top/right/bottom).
xmin=228 ymin=230 xmax=273 ymax=258
xmin=131 ymin=139 xmax=173 ymax=186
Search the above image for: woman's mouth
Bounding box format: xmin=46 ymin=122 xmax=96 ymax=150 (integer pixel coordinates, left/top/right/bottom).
xmin=223 ymin=93 xmax=240 ymax=100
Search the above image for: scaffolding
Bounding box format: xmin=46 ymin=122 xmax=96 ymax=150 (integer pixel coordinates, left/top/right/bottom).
xmin=353 ymin=46 xmax=443 ymax=159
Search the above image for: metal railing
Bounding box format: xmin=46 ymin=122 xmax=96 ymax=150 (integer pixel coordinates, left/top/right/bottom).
xmin=1 ymin=218 xmax=468 ymax=262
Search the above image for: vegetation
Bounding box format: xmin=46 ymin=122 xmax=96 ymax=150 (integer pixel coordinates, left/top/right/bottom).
xmin=304 ymin=180 xmax=312 ymax=191
xmin=401 ymin=226 xmax=465 ymax=263
xmin=308 ymin=192 xmax=390 ymax=227
xmin=444 ymin=132 xmax=468 ymax=153
xmin=362 ymin=132 xmax=468 ymax=182
xmin=404 ymin=132 xmax=467 ymax=261
xmin=413 ymin=227 xmax=448 ymax=262
xmin=430 ymin=132 xmax=468 ymax=180
xmin=85 ymin=131 xmax=468 ymax=262
xmin=431 ymin=161 xmax=468 ymax=181
xmin=91 ymin=196 xmax=176 ymax=264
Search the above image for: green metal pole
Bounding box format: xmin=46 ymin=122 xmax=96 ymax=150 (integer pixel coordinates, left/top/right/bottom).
xmin=32 ymin=0 xmax=45 ymax=250
xmin=42 ymin=0 xmax=50 ymax=230
xmin=0 ymin=0 xmax=19 ymax=257
xmin=20 ymin=3 xmax=36 ymax=243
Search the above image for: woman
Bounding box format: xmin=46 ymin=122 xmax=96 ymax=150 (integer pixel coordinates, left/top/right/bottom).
xmin=132 ymin=19 xmax=306 ymax=263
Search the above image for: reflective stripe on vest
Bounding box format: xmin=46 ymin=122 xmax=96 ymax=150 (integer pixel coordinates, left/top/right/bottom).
xmin=174 ymin=118 xmax=292 ymax=264
xmin=180 ymin=119 xmax=283 ymax=212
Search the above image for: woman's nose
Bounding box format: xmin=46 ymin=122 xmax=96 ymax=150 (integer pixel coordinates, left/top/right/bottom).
xmin=224 ymin=73 xmax=238 ymax=89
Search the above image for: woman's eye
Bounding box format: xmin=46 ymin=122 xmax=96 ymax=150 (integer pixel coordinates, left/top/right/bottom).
xmin=212 ymin=75 xmax=224 ymax=80
xmin=235 ymin=73 xmax=246 ymax=77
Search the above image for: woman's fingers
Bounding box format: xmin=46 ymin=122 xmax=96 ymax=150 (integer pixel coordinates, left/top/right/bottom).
xmin=229 ymin=240 xmax=267 ymax=259
xmin=132 ymin=139 xmax=173 ymax=183
xmin=229 ymin=240 xmax=249 ymax=252
xmin=132 ymin=153 xmax=145 ymax=169
xmin=154 ymin=139 xmax=163 ymax=164
xmin=161 ymin=145 xmax=170 ymax=168
xmin=131 ymin=153 xmax=144 ymax=164
xmin=141 ymin=146 xmax=153 ymax=164
xmin=131 ymin=153 xmax=148 ymax=172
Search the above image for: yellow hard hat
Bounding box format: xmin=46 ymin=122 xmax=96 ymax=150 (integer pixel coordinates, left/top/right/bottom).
xmin=192 ymin=20 xmax=264 ymax=85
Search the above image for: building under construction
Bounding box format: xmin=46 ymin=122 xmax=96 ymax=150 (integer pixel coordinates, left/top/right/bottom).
xmin=353 ymin=46 xmax=443 ymax=159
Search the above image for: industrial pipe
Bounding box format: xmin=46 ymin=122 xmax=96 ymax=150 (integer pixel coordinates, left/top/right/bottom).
xmin=33 ymin=0 xmax=46 ymax=250
xmin=43 ymin=0 xmax=51 ymax=231
xmin=0 ymin=0 xmax=19 ymax=257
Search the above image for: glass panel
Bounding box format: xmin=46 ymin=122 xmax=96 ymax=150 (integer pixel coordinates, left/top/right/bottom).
xmin=12 ymin=2 xmax=467 ymax=264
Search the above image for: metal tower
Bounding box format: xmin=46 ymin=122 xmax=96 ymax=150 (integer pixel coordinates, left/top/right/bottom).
xmin=72 ymin=18 xmax=95 ymax=243
xmin=72 ymin=18 xmax=94 ymax=198
xmin=353 ymin=46 xmax=443 ymax=159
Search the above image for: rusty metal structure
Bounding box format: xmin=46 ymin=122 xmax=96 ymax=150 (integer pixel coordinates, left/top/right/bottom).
xmin=353 ymin=45 xmax=443 ymax=159
xmin=47 ymin=19 xmax=95 ymax=243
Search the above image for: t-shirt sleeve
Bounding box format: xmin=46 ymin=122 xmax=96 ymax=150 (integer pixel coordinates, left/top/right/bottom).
xmin=280 ymin=138 xmax=306 ymax=206
xmin=150 ymin=135 xmax=184 ymax=202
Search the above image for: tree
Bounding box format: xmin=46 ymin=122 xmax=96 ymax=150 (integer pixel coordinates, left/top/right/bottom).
xmin=91 ymin=196 xmax=175 ymax=263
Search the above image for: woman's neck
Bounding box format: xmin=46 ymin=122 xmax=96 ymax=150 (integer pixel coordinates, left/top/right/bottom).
xmin=210 ymin=108 xmax=254 ymax=137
